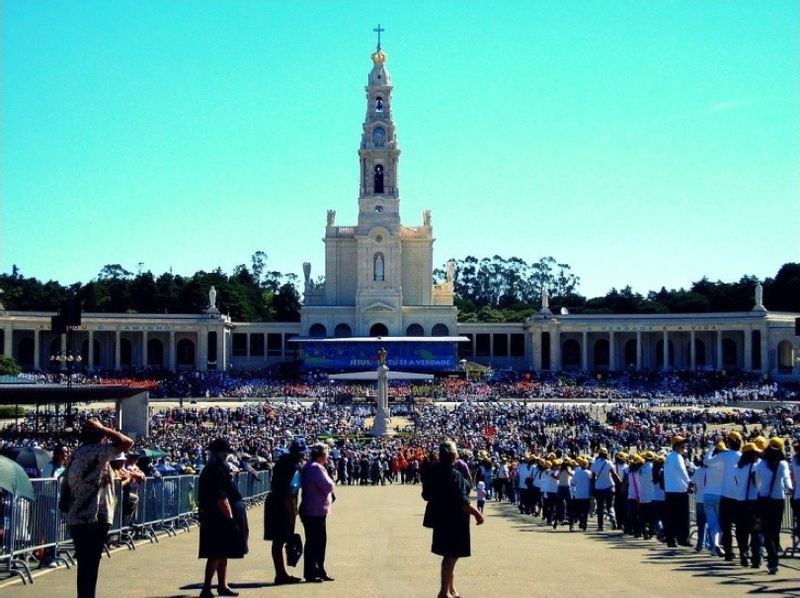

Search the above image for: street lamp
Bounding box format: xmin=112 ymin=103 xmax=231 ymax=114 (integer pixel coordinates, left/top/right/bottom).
xmin=50 ymin=351 xmax=82 ymax=429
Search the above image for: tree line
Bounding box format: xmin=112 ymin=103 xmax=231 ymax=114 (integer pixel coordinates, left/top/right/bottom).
xmin=0 ymin=251 xmax=301 ymax=322
xmin=1 ymin=253 xmax=797 ymax=324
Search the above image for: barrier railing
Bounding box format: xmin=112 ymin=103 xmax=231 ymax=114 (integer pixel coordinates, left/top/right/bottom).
xmin=0 ymin=470 xmax=271 ymax=585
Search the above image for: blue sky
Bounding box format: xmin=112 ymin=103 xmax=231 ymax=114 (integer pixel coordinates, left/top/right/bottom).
xmin=3 ymin=1 xmax=798 ymax=298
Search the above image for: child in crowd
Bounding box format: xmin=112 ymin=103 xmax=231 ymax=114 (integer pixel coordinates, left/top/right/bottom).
xmin=476 ymin=481 xmax=487 ymax=513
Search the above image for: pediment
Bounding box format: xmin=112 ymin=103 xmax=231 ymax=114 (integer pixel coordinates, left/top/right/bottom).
xmin=362 ymin=302 xmax=395 ymax=313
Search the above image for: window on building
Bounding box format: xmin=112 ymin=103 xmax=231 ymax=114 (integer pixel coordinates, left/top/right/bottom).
xmin=510 ymin=334 xmax=525 ymax=357
xmin=476 ymin=334 xmax=490 ymax=357
xmin=493 ymin=334 xmax=508 ymax=357
xmin=406 ymin=323 xmax=424 ymax=336
xmin=334 ymin=324 xmax=353 ymax=338
xmin=267 ymin=333 xmax=282 ymax=357
xmin=250 ymin=334 xmax=265 ymax=357
xmin=375 ymin=97 xmax=383 ymax=112
xmin=541 ymin=332 xmax=551 ymax=370
xmin=372 ymin=127 xmax=385 ymax=146
xmin=207 ymin=331 xmax=217 ymax=363
xmin=374 ymin=165 xmax=384 ymax=194
xmin=309 ymin=324 xmax=327 ymax=338
xmin=432 ymin=324 xmax=449 ymax=336
xmin=751 ymin=330 xmax=761 ymax=369
xmin=232 ymin=333 xmax=248 ymax=357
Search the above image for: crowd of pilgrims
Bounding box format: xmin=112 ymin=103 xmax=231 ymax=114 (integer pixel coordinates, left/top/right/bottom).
xmin=16 ymin=369 xmax=794 ymax=402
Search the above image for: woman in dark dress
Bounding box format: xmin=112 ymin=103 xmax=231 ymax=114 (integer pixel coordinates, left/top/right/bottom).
xmin=422 ymin=441 xmax=484 ymax=598
xmin=198 ymin=438 xmax=248 ymax=598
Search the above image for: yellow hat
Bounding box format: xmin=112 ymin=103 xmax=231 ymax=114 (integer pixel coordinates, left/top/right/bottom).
xmin=672 ymin=436 xmax=687 ymax=448
xmin=547 ymin=452 xmax=556 ymax=460
xmin=715 ymin=440 xmax=728 ymax=451
xmin=727 ymin=431 xmax=743 ymax=443
xmin=598 ymin=447 xmax=609 ymax=456
xmin=553 ymin=459 xmax=563 ymax=467
xmin=769 ymin=437 xmax=784 ymax=450
xmin=616 ymin=452 xmax=628 ymax=461
xmin=630 ymin=455 xmax=644 ymax=465
xmin=656 ymin=455 xmax=665 ymax=464
xmin=544 ymin=460 xmax=552 ymax=468
xmin=643 ymin=451 xmax=655 ymax=460
xmin=754 ymin=436 xmax=768 ymax=451
xmin=741 ymin=442 xmax=757 ymax=453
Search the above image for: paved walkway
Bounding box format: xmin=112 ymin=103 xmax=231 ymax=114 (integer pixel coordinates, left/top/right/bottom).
xmin=2 ymin=484 xmax=798 ymax=598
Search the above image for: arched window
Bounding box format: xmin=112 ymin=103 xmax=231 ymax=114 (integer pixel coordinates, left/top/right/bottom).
xmin=177 ymin=339 xmax=195 ymax=366
xmin=18 ymin=337 xmax=34 ymax=367
xmin=693 ymin=339 xmax=707 ymax=367
xmin=334 ymin=324 xmax=352 ymax=338
xmin=309 ymin=324 xmax=327 ymax=338
xmin=374 ymin=253 xmax=385 ymax=281
xmin=778 ymin=340 xmax=794 ymax=373
xmin=541 ymin=332 xmax=551 ymax=370
xmin=593 ymin=339 xmax=609 ymax=368
xmin=406 ymin=324 xmax=424 ymax=337
xmin=624 ymin=339 xmax=637 ymax=369
xmin=655 ymin=340 xmax=675 ymax=368
xmin=722 ymin=338 xmax=737 ymax=368
xmin=370 ymin=323 xmax=389 ymax=337
xmin=375 ymin=97 xmax=383 ymax=112
xmin=81 ymin=339 xmax=101 ymax=366
xmin=145 ymin=338 xmax=161 ymax=368
xmin=562 ymin=339 xmax=580 ymax=368
xmin=207 ymin=331 xmax=218 ymax=363
xmin=372 ymin=127 xmax=385 ymax=147
xmin=374 ymin=165 xmax=384 ymax=194
xmin=432 ymin=324 xmax=449 ymax=337
xmin=751 ymin=330 xmax=761 ymax=370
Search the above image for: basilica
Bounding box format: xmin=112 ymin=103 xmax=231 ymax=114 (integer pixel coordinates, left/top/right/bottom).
xmin=2 ymin=43 xmax=798 ymax=381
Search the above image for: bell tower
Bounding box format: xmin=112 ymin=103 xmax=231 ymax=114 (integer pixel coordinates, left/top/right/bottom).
xmin=357 ymin=25 xmax=401 ymax=233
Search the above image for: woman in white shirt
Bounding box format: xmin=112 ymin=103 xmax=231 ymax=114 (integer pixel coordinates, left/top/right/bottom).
xmin=755 ymin=438 xmax=794 ymax=575
xmin=732 ymin=443 xmax=760 ymax=568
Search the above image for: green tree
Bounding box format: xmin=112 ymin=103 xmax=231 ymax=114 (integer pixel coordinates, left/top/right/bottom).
xmin=0 ymin=356 xmax=21 ymax=376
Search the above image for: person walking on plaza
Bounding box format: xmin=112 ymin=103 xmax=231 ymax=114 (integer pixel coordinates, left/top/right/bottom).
xmin=63 ymin=418 xmax=133 ymax=598
xmin=264 ymin=438 xmax=306 ymax=585
xmin=422 ymin=440 xmax=484 ymax=598
xmin=718 ymin=431 xmax=743 ymax=560
xmin=590 ymin=447 xmax=617 ymax=531
xmin=732 ymin=442 xmax=761 ymax=568
xmin=299 ymin=442 xmax=336 ymax=583
xmin=198 ymin=438 xmax=248 ymax=598
xmin=791 ymin=439 xmax=800 ymax=543
xmin=663 ymin=436 xmax=691 ymax=547
xmin=755 ymin=437 xmax=794 ymax=574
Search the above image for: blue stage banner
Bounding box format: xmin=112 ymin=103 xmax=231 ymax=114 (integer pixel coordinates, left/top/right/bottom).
xmin=303 ymin=341 xmax=456 ymax=372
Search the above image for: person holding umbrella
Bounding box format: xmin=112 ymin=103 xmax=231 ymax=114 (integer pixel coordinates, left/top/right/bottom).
xmin=63 ymin=418 xmax=133 ymax=598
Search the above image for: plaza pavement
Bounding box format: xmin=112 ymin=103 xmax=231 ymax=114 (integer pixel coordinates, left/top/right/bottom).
xmin=2 ymin=483 xmax=799 ymax=598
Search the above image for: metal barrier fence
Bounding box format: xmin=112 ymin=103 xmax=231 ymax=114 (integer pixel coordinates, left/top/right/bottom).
xmin=0 ymin=470 xmax=271 ymax=585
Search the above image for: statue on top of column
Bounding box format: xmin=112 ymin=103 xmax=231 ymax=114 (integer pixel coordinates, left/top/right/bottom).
xmin=206 ymin=286 xmax=220 ymax=314
xmin=423 ymin=209 xmax=431 ymax=227
xmin=540 ymin=286 xmax=552 ymax=314
xmin=752 ymin=282 xmax=767 ymax=312
xmin=327 ymin=209 xmax=336 ymax=226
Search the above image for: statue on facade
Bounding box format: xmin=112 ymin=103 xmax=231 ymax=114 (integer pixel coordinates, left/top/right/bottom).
xmin=378 ymin=346 xmax=387 ymax=366
xmin=0 ymin=288 xmax=4 ymax=311
xmin=327 ymin=209 xmax=336 ymax=226
xmin=540 ymin=286 xmax=552 ymax=314
xmin=752 ymin=282 xmax=767 ymax=312
xmin=209 ymin=286 xmax=217 ymax=309
xmin=446 ymin=261 xmax=455 ymax=284
xmin=423 ymin=209 xmax=431 ymax=227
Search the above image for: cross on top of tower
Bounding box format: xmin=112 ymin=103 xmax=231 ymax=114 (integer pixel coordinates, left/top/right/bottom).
xmin=373 ymin=24 xmax=385 ymax=49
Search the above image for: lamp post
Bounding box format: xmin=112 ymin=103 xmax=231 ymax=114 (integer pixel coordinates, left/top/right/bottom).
xmin=50 ymin=350 xmax=82 ymax=428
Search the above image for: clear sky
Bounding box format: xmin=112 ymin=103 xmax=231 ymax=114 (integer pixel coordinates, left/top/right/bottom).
xmin=3 ymin=0 xmax=798 ymax=299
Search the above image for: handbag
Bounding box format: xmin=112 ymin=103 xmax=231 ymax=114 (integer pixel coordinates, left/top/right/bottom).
xmin=285 ymin=533 xmax=303 ymax=567
xmin=422 ymin=501 xmax=436 ymax=528
xmin=58 ymin=474 xmax=72 ymax=514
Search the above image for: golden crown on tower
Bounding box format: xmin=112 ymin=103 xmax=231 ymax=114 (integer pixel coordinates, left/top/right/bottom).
xmin=371 ymin=49 xmax=388 ymax=66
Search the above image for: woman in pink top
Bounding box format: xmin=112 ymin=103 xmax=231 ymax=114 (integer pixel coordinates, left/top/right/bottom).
xmin=299 ymin=443 xmax=336 ymax=583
